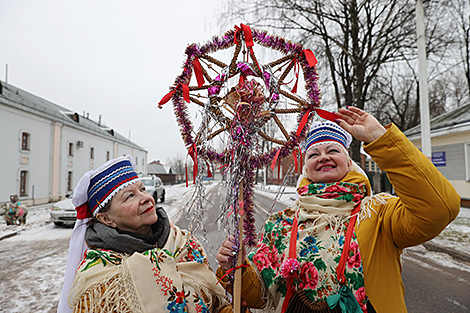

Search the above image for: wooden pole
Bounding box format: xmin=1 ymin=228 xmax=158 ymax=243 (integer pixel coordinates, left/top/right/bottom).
xmin=233 ymin=182 xmax=244 ymax=313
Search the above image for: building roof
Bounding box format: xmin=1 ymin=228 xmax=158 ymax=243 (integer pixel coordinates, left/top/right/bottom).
xmin=0 ymin=80 xmax=145 ymax=150
xmin=404 ymin=103 xmax=470 ymax=138
xmin=148 ymin=161 xmax=167 ymax=175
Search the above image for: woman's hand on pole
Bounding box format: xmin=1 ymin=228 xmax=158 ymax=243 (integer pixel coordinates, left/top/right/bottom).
xmin=216 ymin=235 xmax=246 ymax=270
xmin=335 ymin=106 xmax=387 ymax=144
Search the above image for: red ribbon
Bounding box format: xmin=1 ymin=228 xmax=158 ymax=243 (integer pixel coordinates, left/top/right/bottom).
xmin=281 ymin=212 xmax=300 ymax=313
xmin=296 ymin=110 xmax=311 ymax=137
xmin=270 ymin=148 xmax=282 ymax=171
xmin=234 ymin=23 xmax=254 ymax=47
xmin=193 ymin=57 xmax=205 ymax=87
xmin=216 ymin=263 xmax=249 ymax=285
xmin=336 ymin=203 xmax=361 ymax=284
xmin=206 ymin=161 xmax=213 ymax=178
xmin=76 ymin=203 xmax=92 ymax=219
xmin=291 ymin=58 xmax=300 ymax=94
xmin=158 ymin=83 xmax=190 ymax=107
xmin=293 ymin=149 xmax=298 ymax=173
xmin=315 ymin=108 xmax=340 ymax=122
xmin=303 ymin=49 xmax=318 ymax=67
xmin=187 ymin=143 xmax=198 ymax=185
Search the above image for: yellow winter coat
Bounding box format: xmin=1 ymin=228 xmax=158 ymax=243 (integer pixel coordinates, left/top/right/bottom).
xmin=217 ymin=123 xmax=461 ymax=313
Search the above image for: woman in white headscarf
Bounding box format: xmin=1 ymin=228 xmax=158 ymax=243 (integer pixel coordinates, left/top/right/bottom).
xmin=216 ymin=107 xmax=460 ymax=313
xmin=58 ymin=155 xmax=231 ymax=313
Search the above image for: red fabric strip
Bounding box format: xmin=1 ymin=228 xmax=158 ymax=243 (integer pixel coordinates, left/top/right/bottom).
xmin=216 ymin=263 xmax=249 ymax=285
xmin=185 ymin=163 xmax=189 ymax=188
xmin=315 ymin=108 xmax=340 ymax=122
xmin=207 ymin=162 xmax=213 ymax=178
xmin=270 ymin=148 xmax=282 ymax=170
xmin=291 ymin=59 xmax=299 ymax=93
xmin=296 ymin=110 xmax=311 ymax=137
xmin=193 ymin=57 xmax=205 ymax=87
xmin=76 ymin=203 xmax=92 ymax=219
xmin=241 ymin=23 xmax=254 ymax=47
xmin=303 ymin=49 xmax=318 ymax=67
xmin=158 ymin=83 xmax=190 ymax=107
xmin=157 ymin=90 xmax=176 ymax=107
xmin=181 ymin=84 xmax=190 ymax=103
xmin=293 ymin=149 xmax=298 ymax=173
xmin=336 ymin=203 xmax=361 ymax=284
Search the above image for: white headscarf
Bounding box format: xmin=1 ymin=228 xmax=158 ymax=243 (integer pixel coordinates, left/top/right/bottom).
xmin=58 ymin=155 xmax=138 ymax=313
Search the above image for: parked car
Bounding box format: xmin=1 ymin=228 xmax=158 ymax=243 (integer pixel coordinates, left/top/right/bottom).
xmin=50 ymin=195 xmax=76 ymax=226
xmin=141 ymin=176 xmax=165 ymax=203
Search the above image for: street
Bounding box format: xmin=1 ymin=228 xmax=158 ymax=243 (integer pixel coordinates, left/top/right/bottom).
xmin=0 ymin=182 xmax=469 ymax=312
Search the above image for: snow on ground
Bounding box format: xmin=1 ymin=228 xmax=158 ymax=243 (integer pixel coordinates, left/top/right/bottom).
xmin=0 ymin=182 xmax=469 ymax=312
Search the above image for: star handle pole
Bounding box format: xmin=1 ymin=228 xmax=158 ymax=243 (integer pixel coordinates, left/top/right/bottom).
xmin=233 ymin=181 xmax=244 ymax=313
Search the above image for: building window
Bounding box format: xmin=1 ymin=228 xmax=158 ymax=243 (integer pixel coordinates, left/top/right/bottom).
xmin=90 ymin=147 xmax=94 ymax=160
xmin=68 ymin=142 xmax=74 ymax=157
xmin=365 ymin=161 xmax=370 ymax=172
xmin=20 ymin=170 xmax=28 ymax=196
xmin=21 ymin=132 xmax=30 ymax=151
xmin=106 ymin=151 xmax=110 ymax=161
xmin=67 ymin=171 xmax=73 ymax=191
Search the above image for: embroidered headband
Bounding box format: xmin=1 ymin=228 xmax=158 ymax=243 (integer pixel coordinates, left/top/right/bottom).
xmin=304 ymin=121 xmax=352 ymax=153
xmin=87 ymin=158 xmax=139 ymax=215
xmin=72 ymin=155 xmax=140 ymax=217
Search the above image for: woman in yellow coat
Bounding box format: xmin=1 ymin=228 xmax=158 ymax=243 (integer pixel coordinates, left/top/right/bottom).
xmin=216 ymin=107 xmax=461 ymax=313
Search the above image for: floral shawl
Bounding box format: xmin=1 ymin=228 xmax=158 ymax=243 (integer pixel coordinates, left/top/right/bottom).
xmin=247 ymin=171 xmax=371 ymax=313
xmin=69 ymin=223 xmax=229 ymax=313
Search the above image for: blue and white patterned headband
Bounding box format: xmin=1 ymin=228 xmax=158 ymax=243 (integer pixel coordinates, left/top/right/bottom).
xmin=304 ymin=121 xmax=352 ymax=153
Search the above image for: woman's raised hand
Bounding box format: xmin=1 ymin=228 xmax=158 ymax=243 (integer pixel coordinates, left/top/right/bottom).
xmin=335 ymin=107 xmax=387 ymax=144
xmin=216 ymin=235 xmax=246 ymax=270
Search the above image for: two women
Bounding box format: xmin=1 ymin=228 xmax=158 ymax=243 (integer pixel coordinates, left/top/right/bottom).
xmin=216 ymin=107 xmax=461 ymax=312
xmin=58 ymin=156 xmax=231 ymax=313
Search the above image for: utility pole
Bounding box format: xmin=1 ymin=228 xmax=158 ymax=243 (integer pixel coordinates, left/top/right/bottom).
xmin=416 ymin=0 xmax=432 ymax=158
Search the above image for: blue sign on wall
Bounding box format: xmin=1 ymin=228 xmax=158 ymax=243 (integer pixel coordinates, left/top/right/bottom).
xmin=432 ymin=151 xmax=446 ymax=166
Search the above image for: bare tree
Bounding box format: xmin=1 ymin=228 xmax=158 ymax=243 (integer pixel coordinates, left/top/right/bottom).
xmin=441 ymin=0 xmax=470 ymax=97
xmin=221 ymin=0 xmax=417 ymax=161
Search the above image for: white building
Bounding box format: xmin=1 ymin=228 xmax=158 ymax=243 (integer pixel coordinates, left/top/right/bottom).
xmin=0 ymin=81 xmax=147 ymax=206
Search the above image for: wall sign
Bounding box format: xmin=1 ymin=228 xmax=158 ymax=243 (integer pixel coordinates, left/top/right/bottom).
xmin=432 ymin=151 xmax=446 ymax=166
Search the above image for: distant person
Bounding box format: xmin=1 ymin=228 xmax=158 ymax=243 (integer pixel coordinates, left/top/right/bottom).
xmin=5 ymin=194 xmax=27 ymax=225
xmin=58 ymin=155 xmax=232 ymax=313
xmin=216 ymin=107 xmax=461 ymax=312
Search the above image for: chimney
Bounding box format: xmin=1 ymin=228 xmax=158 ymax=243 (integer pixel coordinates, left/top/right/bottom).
xmin=98 ymin=114 xmax=102 ymax=126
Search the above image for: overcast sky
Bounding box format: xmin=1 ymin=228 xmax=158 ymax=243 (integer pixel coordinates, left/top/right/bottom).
xmin=0 ymin=0 xmax=229 ymax=164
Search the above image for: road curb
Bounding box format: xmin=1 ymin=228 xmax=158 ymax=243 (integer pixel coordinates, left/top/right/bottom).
xmin=422 ymin=242 xmax=470 ymax=263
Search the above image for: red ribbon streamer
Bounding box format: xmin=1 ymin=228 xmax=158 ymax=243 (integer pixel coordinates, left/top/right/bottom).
xmin=216 ymin=263 xmax=250 ymax=285
xmin=293 ymin=149 xmax=298 ymax=174
xmin=291 ymin=58 xmax=300 ymax=94
xmin=336 ymin=203 xmax=361 ymax=284
xmin=158 ymin=83 xmax=190 ymax=107
xmin=193 ymin=57 xmax=205 ymax=87
xmin=76 ymin=203 xmax=92 ymax=219
xmin=303 ymin=49 xmax=318 ymax=67
xmin=270 ymin=148 xmax=282 ymax=171
xmin=281 ymin=212 xmax=299 ymax=313
xmin=207 ymin=161 xmax=213 ymax=178
xmin=234 ymin=23 xmax=254 ymax=47
xmin=187 ymin=143 xmax=198 ymax=185
xmin=315 ymin=108 xmax=340 ymax=122
xmin=296 ymin=110 xmax=311 ymax=137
